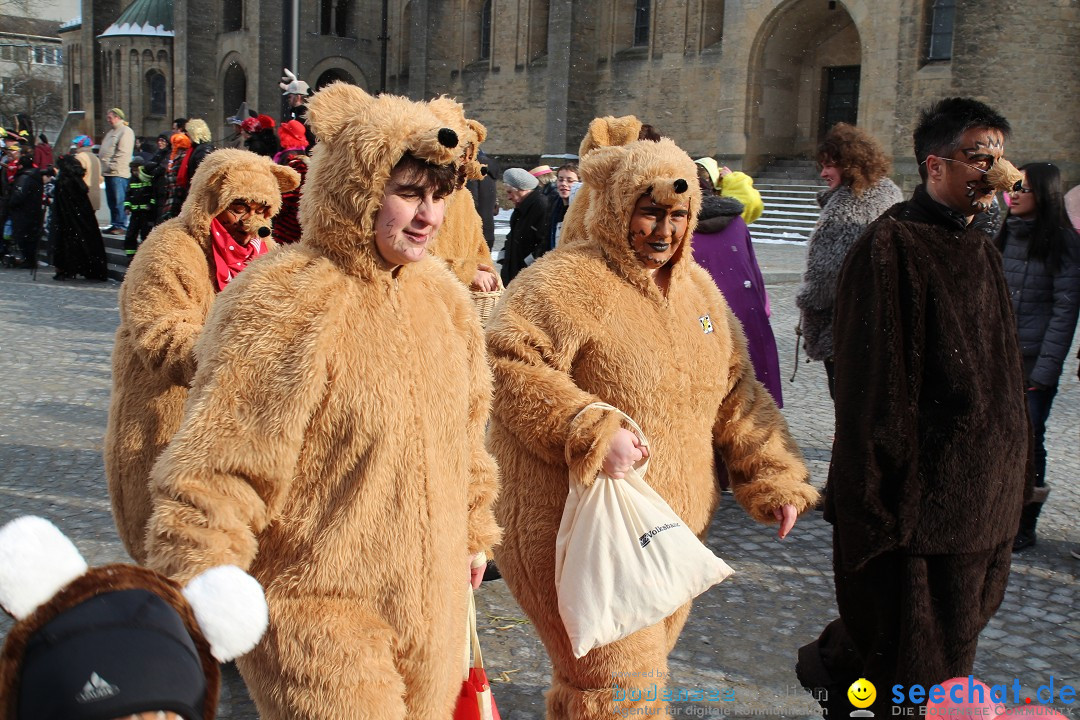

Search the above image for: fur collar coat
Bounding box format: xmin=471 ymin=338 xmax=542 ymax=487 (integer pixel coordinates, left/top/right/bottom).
xmin=105 ymin=149 xmax=297 ymax=563
xmin=486 ymin=135 xmax=816 ymax=716
xmin=144 ymin=85 xmax=501 ymax=720
xmin=796 ymin=177 xmax=902 ymax=361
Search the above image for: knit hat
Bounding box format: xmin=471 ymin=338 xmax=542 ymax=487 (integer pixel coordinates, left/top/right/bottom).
xmin=0 ymin=517 xmax=268 ymax=720
xmin=73 ymin=135 xmax=92 ymax=148
xmin=278 ymin=119 xmax=308 ymax=150
xmin=109 ymin=108 xmax=126 ymax=121
xmin=503 ymin=167 xmax=538 ymax=191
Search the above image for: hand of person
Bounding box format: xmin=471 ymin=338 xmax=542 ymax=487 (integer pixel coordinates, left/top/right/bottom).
xmin=471 ymin=265 xmax=499 ymax=291
xmin=601 ymin=428 xmax=649 ymax=479
xmin=719 ymin=166 xmax=733 ymax=178
xmin=469 ymin=553 xmax=485 ymax=589
xmin=773 ymin=504 xmax=797 ymax=539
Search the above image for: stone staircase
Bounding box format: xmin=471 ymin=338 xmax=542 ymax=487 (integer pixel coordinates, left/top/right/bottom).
xmin=750 ymin=158 xmax=823 ymax=243
xmin=101 ymin=230 xmax=129 ymax=281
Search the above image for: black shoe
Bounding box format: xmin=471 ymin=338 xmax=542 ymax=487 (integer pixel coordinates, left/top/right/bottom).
xmin=482 ymin=560 xmax=502 ymax=582
xmin=1012 ymin=530 xmax=1036 ymax=552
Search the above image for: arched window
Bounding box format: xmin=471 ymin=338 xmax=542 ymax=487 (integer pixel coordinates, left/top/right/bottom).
xmin=320 ymin=0 xmax=352 ymax=37
xmin=528 ymin=0 xmax=549 ymax=61
xmin=222 ymin=60 xmax=247 ymax=126
xmin=479 ymin=0 xmax=493 ymax=60
xmin=224 ymin=1 xmax=243 ymax=32
xmin=633 ymin=0 xmax=650 ymax=47
xmin=147 ymin=71 xmax=167 ymax=115
xmin=926 ymin=0 xmax=955 ymax=61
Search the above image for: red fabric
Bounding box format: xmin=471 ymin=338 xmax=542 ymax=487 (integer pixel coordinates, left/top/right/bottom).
xmin=454 ymin=668 xmax=500 ymax=720
xmin=278 ymin=120 xmax=308 ymax=150
xmin=210 ymin=217 xmax=268 ymax=291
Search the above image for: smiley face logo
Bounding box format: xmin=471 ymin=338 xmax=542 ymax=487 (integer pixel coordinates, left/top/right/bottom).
xmin=848 ymin=678 xmax=877 ymax=709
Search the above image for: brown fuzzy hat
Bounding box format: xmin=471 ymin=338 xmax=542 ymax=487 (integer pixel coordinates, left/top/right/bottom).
xmin=0 ymin=517 xmax=268 ymax=720
xmin=299 ymin=83 xmax=462 ymax=277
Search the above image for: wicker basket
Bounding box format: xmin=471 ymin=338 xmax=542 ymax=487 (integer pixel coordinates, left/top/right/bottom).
xmin=471 ymin=273 xmax=504 ymax=327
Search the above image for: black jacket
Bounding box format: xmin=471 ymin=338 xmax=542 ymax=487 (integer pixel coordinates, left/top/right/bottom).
xmin=826 ymin=184 xmax=1029 ymax=570
xmin=502 ymin=189 xmax=550 ymax=286
xmin=995 ymin=215 xmax=1080 ymax=387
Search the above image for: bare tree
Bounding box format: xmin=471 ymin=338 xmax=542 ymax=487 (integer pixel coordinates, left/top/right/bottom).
xmin=0 ymin=47 xmax=63 ymax=133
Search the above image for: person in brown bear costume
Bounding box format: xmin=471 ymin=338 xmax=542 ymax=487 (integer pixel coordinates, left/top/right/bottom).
xmin=104 ymin=149 xmax=300 ymax=563
xmin=486 ymin=130 xmax=818 ymax=717
xmin=144 ymin=83 xmax=501 ymax=719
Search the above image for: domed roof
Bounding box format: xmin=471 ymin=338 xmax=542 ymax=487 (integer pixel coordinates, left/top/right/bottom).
xmin=99 ymin=0 xmax=174 ymax=38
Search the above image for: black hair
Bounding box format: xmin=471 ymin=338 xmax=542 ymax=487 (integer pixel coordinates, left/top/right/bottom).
xmin=18 ymin=154 xmax=34 ymax=170
xmin=173 ymin=117 xmax=188 ymax=131
xmin=38 ymin=134 xmax=47 ymax=144
xmin=638 ymin=124 xmax=662 ymax=143
xmin=1019 ymin=162 xmax=1072 ymax=272
xmin=390 ymin=153 xmax=458 ymax=199
xmin=913 ymin=97 xmax=1011 ymax=181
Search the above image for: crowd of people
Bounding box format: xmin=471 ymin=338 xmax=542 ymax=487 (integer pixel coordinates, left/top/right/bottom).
xmin=0 ymin=85 xmax=1078 ymax=720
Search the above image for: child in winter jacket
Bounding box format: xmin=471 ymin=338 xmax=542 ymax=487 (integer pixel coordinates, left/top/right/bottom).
xmin=123 ymin=157 xmax=156 ymax=261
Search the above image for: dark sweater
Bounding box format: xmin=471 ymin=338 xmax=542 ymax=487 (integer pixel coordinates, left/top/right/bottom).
xmin=825 ymin=184 xmax=1029 ymax=570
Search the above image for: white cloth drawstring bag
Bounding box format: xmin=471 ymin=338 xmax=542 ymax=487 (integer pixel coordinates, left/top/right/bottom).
xmin=555 ymin=402 xmax=733 ymax=658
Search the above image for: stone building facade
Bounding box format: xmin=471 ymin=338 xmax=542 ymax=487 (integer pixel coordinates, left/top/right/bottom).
xmin=61 ymin=0 xmax=1080 ymax=184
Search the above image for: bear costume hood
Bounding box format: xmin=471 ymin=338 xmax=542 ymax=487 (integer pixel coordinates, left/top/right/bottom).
xmin=575 ymin=137 xmax=702 ymax=296
xmin=176 ymin=148 xmax=299 ymax=250
xmin=428 ymin=95 xmax=488 ymax=184
xmin=299 ymin=83 xmax=461 ymax=279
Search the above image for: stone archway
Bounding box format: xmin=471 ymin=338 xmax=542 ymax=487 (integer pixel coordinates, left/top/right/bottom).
xmin=308 ymin=56 xmax=368 ymax=92
xmin=221 ymin=58 xmax=247 ymax=129
xmin=744 ymin=0 xmax=861 ymax=169
xmin=315 ymin=68 xmax=355 ymax=89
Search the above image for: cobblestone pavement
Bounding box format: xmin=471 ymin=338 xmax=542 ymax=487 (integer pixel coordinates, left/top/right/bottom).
xmin=0 ymin=251 xmax=1076 ymax=718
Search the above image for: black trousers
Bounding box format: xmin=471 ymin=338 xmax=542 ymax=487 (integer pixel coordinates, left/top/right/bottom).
xmin=124 ymin=210 xmax=155 ymax=257
xmin=797 ymin=534 xmax=1012 ymax=716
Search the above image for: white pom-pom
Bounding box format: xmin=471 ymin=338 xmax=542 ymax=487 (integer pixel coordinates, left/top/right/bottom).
xmin=182 ymin=566 xmax=268 ymax=662
xmin=0 ymin=516 xmax=87 ymax=620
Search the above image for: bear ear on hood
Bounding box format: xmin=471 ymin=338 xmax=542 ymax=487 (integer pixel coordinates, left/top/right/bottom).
xmin=307 ymin=82 xmax=373 ymax=144
xmin=270 ymin=163 xmax=301 ymax=194
xmin=578 ymin=115 xmax=643 ymax=158
xmin=466 ymin=118 xmax=487 ymax=145
xmin=579 ymin=144 xmax=628 ymax=189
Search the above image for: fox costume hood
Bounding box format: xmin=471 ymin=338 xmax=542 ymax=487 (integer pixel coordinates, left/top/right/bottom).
xmin=104 ymin=149 xmax=298 ymax=563
xmin=486 ymin=135 xmax=816 ymax=718
xmin=426 ymin=96 xmax=497 ymax=287
xmin=144 ymin=83 xmax=501 ymax=720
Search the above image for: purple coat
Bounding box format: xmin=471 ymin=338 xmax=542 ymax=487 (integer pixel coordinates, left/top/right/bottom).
xmin=692 ymin=196 xmax=783 ymax=407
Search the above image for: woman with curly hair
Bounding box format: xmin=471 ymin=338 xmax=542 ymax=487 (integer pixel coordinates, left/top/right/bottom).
xmin=796 ymin=122 xmax=903 ymax=396
xmin=997 ymin=162 xmax=1080 ymax=551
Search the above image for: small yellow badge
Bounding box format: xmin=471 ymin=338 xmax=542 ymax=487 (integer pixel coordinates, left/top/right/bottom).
xmin=699 ymin=315 xmax=714 ymax=334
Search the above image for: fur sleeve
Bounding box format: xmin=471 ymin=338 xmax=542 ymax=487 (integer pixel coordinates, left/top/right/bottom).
xmin=122 ymin=233 xmax=211 ymax=387
xmin=461 ymin=304 xmax=502 ymax=557
xmin=712 ymin=301 xmax=817 ymax=522
xmin=487 ymin=284 xmax=623 ymax=488
xmin=795 ymin=188 xmax=863 ymax=312
xmin=434 ymin=190 xmax=494 ymax=287
xmin=145 ymin=265 xmax=339 ymax=582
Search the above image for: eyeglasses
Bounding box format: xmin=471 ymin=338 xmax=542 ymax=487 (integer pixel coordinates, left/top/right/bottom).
xmin=931 ymin=156 xmax=995 ymax=174
xmin=227 ymin=201 xmax=271 ymax=218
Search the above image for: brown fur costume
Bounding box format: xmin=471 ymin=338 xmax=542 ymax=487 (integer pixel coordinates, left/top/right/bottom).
xmin=145 ymin=83 xmax=501 ymax=720
xmin=486 ymin=137 xmax=817 ymax=718
xmin=427 ymin=97 xmax=496 ymax=287
xmin=104 ymin=149 xmax=299 ymax=564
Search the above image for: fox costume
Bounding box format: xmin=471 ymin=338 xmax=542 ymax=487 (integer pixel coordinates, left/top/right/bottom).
xmin=144 ymin=84 xmax=501 ymax=720
xmin=486 ymin=133 xmax=817 ymax=718
xmin=104 ymin=149 xmax=299 ymax=563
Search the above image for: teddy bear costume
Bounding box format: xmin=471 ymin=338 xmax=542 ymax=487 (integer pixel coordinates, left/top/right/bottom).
xmin=426 ymin=97 xmax=497 ymax=287
xmin=104 ymin=149 xmax=300 ymax=563
xmin=144 ymin=83 xmax=501 ymax=719
xmin=486 ymin=136 xmax=818 ymax=718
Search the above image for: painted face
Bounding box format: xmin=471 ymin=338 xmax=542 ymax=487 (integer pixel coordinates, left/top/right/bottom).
xmin=1007 ymin=170 xmax=1037 ymax=219
xmin=506 ymin=186 xmax=531 ymax=206
xmin=627 ymin=193 xmax=690 ymax=270
xmin=928 ymin=127 xmax=1005 ymax=215
xmin=216 ymin=200 xmax=272 ymax=246
xmin=819 ymin=162 xmax=843 ymax=191
xmin=556 ymin=170 xmax=578 ymax=202
xmin=373 ymin=171 xmax=448 ymax=266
